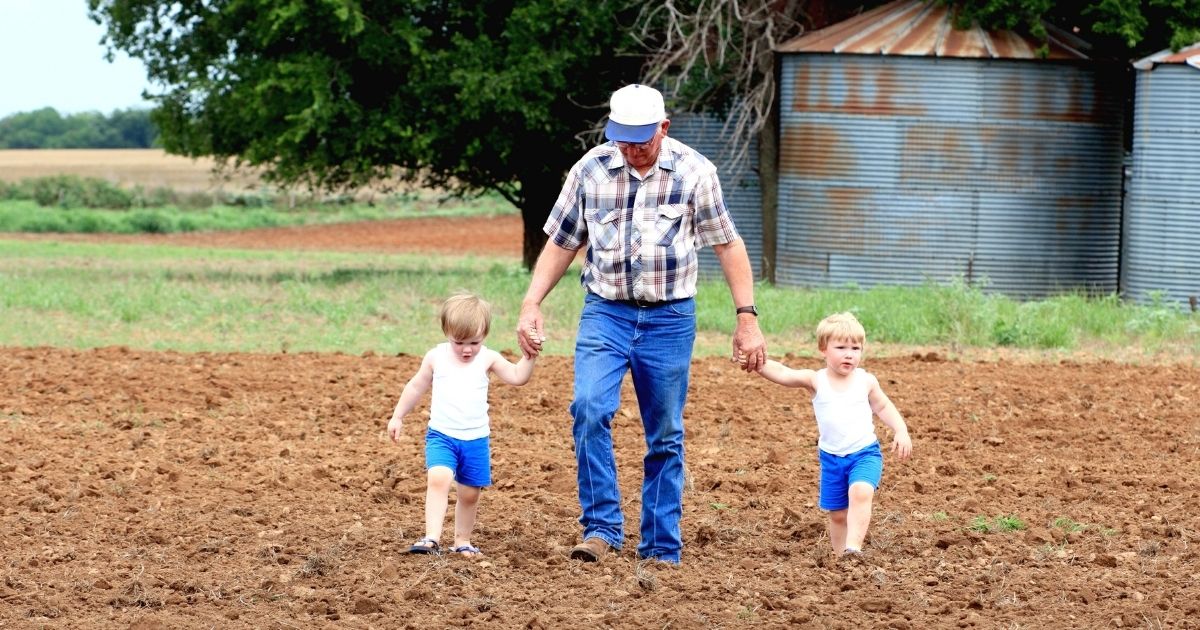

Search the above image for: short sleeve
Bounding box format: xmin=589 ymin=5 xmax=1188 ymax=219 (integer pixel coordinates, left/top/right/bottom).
xmin=692 ymin=166 xmax=739 ymax=248
xmin=542 ymin=161 xmax=588 ymax=251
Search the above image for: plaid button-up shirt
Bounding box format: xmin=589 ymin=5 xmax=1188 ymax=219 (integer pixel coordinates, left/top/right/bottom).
xmin=543 ymin=136 xmax=740 ymax=302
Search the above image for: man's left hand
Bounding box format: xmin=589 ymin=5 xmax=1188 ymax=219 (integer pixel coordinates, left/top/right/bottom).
xmin=732 ymin=315 xmax=766 ymax=372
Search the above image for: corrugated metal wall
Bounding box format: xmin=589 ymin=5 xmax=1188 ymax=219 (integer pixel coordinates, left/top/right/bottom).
xmin=668 ymin=112 xmax=763 ymax=279
xmin=777 ymin=54 xmax=1125 ymax=298
xmin=1121 ymin=65 xmax=1200 ymax=308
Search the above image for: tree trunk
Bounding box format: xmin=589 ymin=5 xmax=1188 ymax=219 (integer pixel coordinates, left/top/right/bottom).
xmin=757 ymin=57 xmax=782 ymax=284
xmin=517 ymin=170 xmax=562 ymax=270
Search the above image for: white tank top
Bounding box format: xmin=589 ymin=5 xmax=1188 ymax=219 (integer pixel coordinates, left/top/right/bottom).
xmin=428 ymin=342 xmax=491 ymax=440
xmin=811 ymin=368 xmax=878 ymax=456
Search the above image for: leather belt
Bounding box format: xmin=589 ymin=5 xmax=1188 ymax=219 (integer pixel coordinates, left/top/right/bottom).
xmin=608 ymin=296 xmax=689 ymax=308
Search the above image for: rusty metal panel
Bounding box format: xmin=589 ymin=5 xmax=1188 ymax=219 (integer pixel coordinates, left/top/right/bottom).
xmin=1132 ymin=43 xmax=1200 ymax=70
xmin=1121 ymin=65 xmax=1200 ymax=308
xmin=667 ymin=112 xmax=763 ymax=279
xmin=778 ymin=0 xmax=1089 ymax=60
xmin=777 ymin=54 xmax=1125 ymax=298
xmin=837 ymin=2 xmax=937 ymax=54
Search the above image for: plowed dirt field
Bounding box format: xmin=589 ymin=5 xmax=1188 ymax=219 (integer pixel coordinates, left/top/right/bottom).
xmin=2 ymin=217 xmax=1198 ymax=629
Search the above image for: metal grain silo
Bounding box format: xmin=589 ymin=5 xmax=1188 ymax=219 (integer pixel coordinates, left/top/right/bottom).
xmin=775 ymin=0 xmax=1126 ymax=298
xmin=1121 ymin=44 xmax=1200 ymax=309
xmin=669 ymin=112 xmax=763 ymax=279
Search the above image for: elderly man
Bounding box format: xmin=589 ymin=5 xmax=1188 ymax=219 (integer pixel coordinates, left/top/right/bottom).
xmin=517 ymin=83 xmax=765 ymax=564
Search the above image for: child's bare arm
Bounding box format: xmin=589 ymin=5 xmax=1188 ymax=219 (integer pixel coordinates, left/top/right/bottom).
xmin=488 ymin=349 xmax=535 ymax=386
xmin=758 ymin=360 xmax=817 ymax=392
xmin=867 ymin=374 xmax=911 ymax=460
xmin=387 ymin=351 xmax=435 ymax=442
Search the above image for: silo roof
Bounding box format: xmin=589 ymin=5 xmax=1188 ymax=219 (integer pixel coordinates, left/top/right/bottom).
xmin=1132 ymin=43 xmax=1200 ymax=70
xmin=778 ymin=0 xmax=1090 ymax=60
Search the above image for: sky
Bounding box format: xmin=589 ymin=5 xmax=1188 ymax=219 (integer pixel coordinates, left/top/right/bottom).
xmin=0 ymin=0 xmax=154 ymax=119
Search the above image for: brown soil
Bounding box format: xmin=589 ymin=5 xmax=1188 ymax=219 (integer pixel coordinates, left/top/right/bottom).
xmin=2 ymin=219 xmax=1199 ymax=629
xmin=6 ymin=214 xmax=525 ymax=258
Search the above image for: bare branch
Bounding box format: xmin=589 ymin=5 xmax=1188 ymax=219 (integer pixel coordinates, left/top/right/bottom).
xmin=635 ymin=0 xmax=806 ymax=172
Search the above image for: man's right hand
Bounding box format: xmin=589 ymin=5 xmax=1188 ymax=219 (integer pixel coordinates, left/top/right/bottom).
xmin=516 ymin=302 xmax=546 ymax=359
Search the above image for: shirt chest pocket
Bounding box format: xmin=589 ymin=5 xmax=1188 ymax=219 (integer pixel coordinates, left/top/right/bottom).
xmin=653 ymin=204 xmax=688 ymax=247
xmin=588 ymin=208 xmax=622 ymax=251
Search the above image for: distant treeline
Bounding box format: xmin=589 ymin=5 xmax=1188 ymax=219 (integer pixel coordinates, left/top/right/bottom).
xmin=0 ymin=107 xmax=158 ymax=149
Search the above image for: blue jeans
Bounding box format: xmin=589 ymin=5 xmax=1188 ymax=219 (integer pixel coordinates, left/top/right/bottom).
xmin=571 ymin=292 xmax=696 ymax=563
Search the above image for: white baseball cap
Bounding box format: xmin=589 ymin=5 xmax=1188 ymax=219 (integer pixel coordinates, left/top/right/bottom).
xmin=605 ymin=84 xmax=666 ymax=143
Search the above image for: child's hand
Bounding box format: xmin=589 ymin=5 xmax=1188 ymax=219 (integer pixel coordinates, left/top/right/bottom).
xmin=891 ymin=431 xmax=912 ymax=460
xmin=386 ymin=416 xmax=403 ymax=443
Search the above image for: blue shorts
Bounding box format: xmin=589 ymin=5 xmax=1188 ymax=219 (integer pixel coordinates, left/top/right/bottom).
xmin=818 ymin=442 xmax=883 ymax=511
xmin=424 ymin=428 xmax=491 ymax=488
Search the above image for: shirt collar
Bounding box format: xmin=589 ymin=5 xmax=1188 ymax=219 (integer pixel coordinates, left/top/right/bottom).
xmin=604 ymin=138 xmax=677 ymax=175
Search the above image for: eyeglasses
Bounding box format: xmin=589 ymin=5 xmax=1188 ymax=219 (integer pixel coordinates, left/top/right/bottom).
xmin=615 ymin=138 xmax=654 ymax=150
xmin=615 ymin=125 xmax=661 ymax=150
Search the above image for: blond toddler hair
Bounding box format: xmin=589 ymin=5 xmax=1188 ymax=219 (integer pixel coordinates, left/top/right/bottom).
xmin=815 ymin=312 xmax=866 ymax=351
xmin=440 ymin=293 xmax=491 ymax=340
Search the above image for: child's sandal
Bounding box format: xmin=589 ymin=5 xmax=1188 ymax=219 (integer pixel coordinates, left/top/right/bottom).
xmin=449 ymin=544 xmax=482 ymax=558
xmin=408 ymin=537 xmax=440 ymax=554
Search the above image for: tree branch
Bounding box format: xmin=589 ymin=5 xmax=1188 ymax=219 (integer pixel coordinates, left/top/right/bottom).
xmin=634 ymin=0 xmax=805 ymax=173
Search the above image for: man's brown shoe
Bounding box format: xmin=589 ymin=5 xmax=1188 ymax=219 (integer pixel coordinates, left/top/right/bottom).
xmin=569 ymin=537 xmax=611 ymax=562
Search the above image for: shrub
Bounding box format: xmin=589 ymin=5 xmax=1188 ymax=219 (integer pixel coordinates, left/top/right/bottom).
xmin=23 ymin=175 xmax=133 ymax=209
xmin=66 ymin=213 xmax=109 ymax=234
xmin=126 ymin=210 xmax=173 ymax=234
xmin=130 ymin=185 xmax=179 ymax=208
xmin=19 ymin=215 xmax=69 ymax=233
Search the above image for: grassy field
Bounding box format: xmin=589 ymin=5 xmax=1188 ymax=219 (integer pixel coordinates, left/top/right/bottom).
xmin=1 ymin=148 xmax=1195 ymax=361
xmin=0 ymin=193 xmax=515 ymax=233
xmin=1 ymin=239 xmax=1196 ymax=361
xmin=1 ymin=149 xmax=517 ymax=233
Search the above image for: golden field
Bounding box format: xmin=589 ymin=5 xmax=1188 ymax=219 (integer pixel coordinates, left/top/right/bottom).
xmin=0 ymin=149 xmax=438 ymax=200
xmin=0 ymin=148 xmax=265 ymax=192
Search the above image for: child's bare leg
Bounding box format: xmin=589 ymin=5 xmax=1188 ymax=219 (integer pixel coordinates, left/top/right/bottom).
xmin=453 ymin=484 xmax=482 ymax=550
xmin=844 ymin=481 xmax=875 ymax=552
xmin=423 ymin=466 xmax=454 ymax=542
xmin=828 ymin=509 xmax=848 ymax=554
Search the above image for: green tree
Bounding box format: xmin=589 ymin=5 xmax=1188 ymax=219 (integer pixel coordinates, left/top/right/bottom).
xmin=946 ymin=0 xmax=1200 ymax=55
xmin=0 ymin=107 xmax=157 ymax=148
xmin=109 ymin=107 xmax=158 ymax=147
xmin=51 ymin=112 xmax=112 ymax=149
xmin=0 ymin=108 xmax=70 ymax=148
xmin=88 ymin=0 xmax=643 ymax=268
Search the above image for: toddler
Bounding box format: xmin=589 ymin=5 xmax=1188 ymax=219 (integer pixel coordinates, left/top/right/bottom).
xmin=756 ymin=312 xmax=912 ymax=558
xmin=387 ymin=292 xmax=537 ymax=557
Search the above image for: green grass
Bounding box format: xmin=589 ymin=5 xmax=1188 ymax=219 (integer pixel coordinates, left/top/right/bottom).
xmin=699 ymin=276 xmax=1198 ymax=359
xmin=0 ymin=239 xmax=1197 ymax=357
xmin=1052 ymin=516 xmax=1086 ymax=533
xmin=0 ymin=240 xmax=544 ymax=354
xmin=969 ymin=515 xmax=1026 ymax=534
xmin=1051 ymin=516 xmax=1117 ymax=536
xmin=0 ymin=191 xmax=515 ymax=234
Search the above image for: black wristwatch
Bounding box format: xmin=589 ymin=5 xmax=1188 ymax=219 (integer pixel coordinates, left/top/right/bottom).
xmin=735 ymin=305 xmax=758 ymax=317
